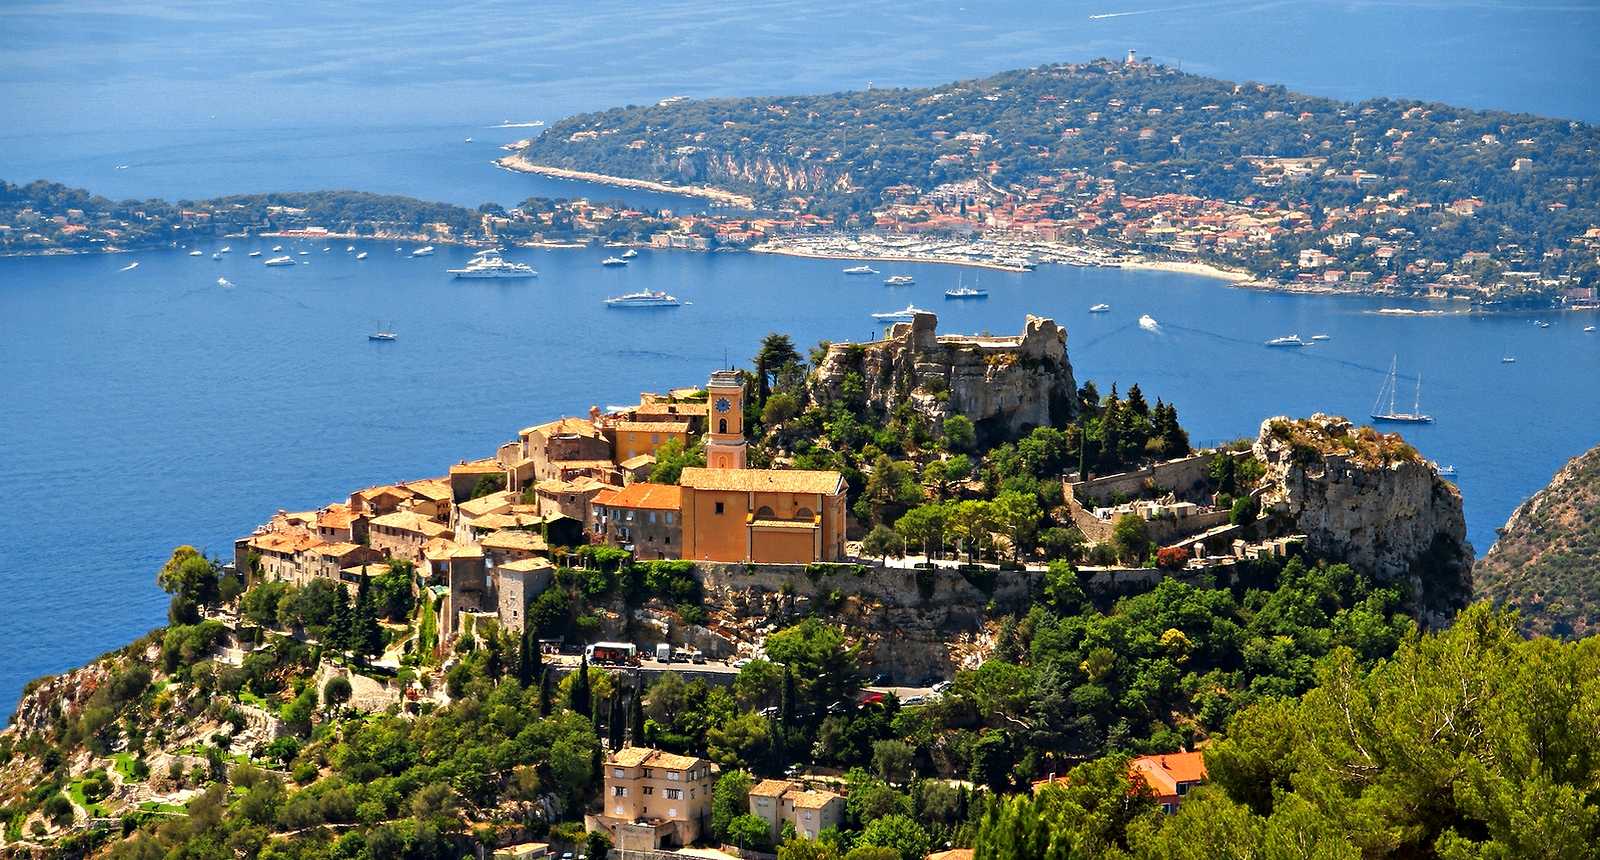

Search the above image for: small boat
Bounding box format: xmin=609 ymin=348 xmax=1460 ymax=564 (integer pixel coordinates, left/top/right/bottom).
xmin=119 ymin=261 xmax=139 ymax=272
xmin=602 ymin=256 xmax=628 ymax=266
xmin=1310 ymin=334 xmax=1331 ymax=341
xmin=1265 ymin=335 xmax=1307 ymax=348
xmin=322 ymin=246 xmax=331 ymax=252
xmin=212 ymin=252 xmax=221 ymax=260
xmin=217 ymin=277 xmax=233 ymax=288
xmin=621 ymin=248 xmax=639 ymax=259
xmin=945 ymin=286 xmax=988 ymax=299
xmin=1436 ymin=464 xmax=1457 ymax=478
xmin=843 ymin=265 xmax=879 ymax=275
xmin=1089 ymin=303 xmax=1111 ymax=313
xmin=871 ymin=303 xmax=933 ymax=322
xmin=264 ymin=255 xmax=295 ymax=266
xmin=219 ymin=246 xmax=231 ymax=253
xmin=1585 ymin=325 xmax=1597 ymax=333
xmin=411 ymin=246 xmax=435 ymax=257
xmin=1139 ymin=314 xmax=1160 ymax=332
xmin=298 ymin=250 xmax=309 ymax=256
xmin=188 ymin=250 xmax=203 ymax=257
xmin=248 ymin=250 xmax=262 ymax=257
xmin=605 ymin=290 xmax=679 ymax=307
xmin=1501 ymin=356 xmax=1517 ymax=364
xmin=1371 ymin=356 xmax=1432 ymax=424
xmin=885 ymin=274 xmax=916 ymax=286
xmin=272 ymin=245 xmax=283 ymax=252
xmin=114 ymin=164 xmax=129 ymax=170
xmin=1537 ymin=321 xmax=1551 ymax=329
xmin=355 ymin=251 xmax=369 ymax=260
xmin=346 ymin=245 xmax=355 ymax=252
xmin=464 ymin=137 xmax=473 ymax=143
xmin=368 ymin=321 xmax=397 ymax=342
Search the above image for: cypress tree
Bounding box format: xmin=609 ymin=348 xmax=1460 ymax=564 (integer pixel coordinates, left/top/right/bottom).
xmin=607 ymin=694 xmax=624 ymax=748
xmin=352 ymin=573 xmax=383 ymax=664
xmin=630 ymin=680 xmax=646 ymax=745
xmin=330 ymin=581 xmax=353 ymax=652
xmin=571 ymin=654 xmax=592 ymax=716
xmin=517 ymin=626 xmax=540 ymax=688
xmin=780 ymin=667 xmax=797 ymax=729
xmin=538 ymin=667 xmax=553 ymax=717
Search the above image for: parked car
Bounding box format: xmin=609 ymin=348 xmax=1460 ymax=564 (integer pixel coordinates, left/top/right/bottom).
xmin=932 ymin=680 xmax=953 ymax=694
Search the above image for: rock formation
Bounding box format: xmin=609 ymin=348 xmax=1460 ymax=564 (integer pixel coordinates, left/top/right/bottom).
xmin=1253 ymin=414 xmax=1473 ymax=620
xmin=1475 ymin=443 xmax=1600 ymax=637
xmin=809 ymin=312 xmax=1076 ymax=443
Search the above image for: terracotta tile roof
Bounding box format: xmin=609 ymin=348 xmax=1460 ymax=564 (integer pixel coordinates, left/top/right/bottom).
xmin=636 ymin=402 xmax=708 ymax=418
xmin=499 ymin=557 xmax=555 ymax=572
xmin=610 ymin=420 xmax=693 ymax=434
xmin=601 ymin=483 xmax=682 ymax=511
xmin=927 ymin=850 xmax=974 ymax=860
xmin=680 ymin=467 xmax=843 ymax=496
xmin=620 ymin=454 xmax=657 ymax=470
xmin=591 ymin=488 xmax=620 ymax=507
xmin=317 ymin=505 xmax=356 ymax=530
xmin=480 ymin=530 xmax=548 ymax=552
xmin=457 ymin=492 xmax=516 ymax=518
xmin=357 ymin=484 xmax=412 ymax=500
xmin=249 ymin=531 xmax=322 ymax=554
xmin=313 ymin=541 xmax=365 ymax=558
xmin=749 ymin=517 xmax=819 ymax=530
xmin=403 ymin=478 xmax=453 ymax=501
xmin=608 ymin=747 xmax=706 ymax=771
xmin=1131 ymin=752 xmax=1207 ymax=796
xmin=522 ymin=416 xmax=605 ymax=439
xmin=791 ymin=789 xmax=841 ymax=809
xmin=450 ymin=459 xmax=504 ymax=475
xmin=749 ymin=779 xmax=792 ymax=798
xmin=370 ymin=511 xmax=451 ymax=537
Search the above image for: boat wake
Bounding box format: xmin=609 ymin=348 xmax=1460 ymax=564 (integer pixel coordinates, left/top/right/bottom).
xmin=119 ymin=261 xmax=139 ymax=272
xmin=491 ymin=120 xmax=545 ymax=128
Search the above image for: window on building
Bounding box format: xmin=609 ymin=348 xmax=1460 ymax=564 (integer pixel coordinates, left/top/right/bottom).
xmin=643 ymin=768 xmax=653 ymax=779
xmin=665 ymin=512 xmax=674 ymax=524
xmin=665 ymin=788 xmax=682 ymax=800
xmin=613 ymin=786 xmax=628 ymax=797
xmin=718 ymin=418 xmax=727 ymax=434
xmin=667 ymin=772 xmax=681 ymax=782
xmin=612 ymin=768 xmax=625 ymax=778
xmin=648 ymin=511 xmax=657 ymax=524
xmin=643 ymin=786 xmax=654 ymax=796
xmin=714 ymin=502 xmax=724 ymax=515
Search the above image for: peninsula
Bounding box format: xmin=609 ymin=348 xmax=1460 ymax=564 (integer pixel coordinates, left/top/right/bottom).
xmin=519 ymin=56 xmax=1600 ymax=308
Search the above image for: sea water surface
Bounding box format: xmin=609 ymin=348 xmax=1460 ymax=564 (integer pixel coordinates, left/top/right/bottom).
xmin=3 ymin=0 xmax=1600 ymax=717
xmin=3 ymin=244 xmax=1598 ymax=717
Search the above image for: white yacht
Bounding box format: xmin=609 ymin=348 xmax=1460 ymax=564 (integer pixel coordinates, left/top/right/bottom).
xmin=944 ymin=286 xmax=988 ymax=299
xmin=411 ymin=245 xmax=435 ymax=257
xmin=448 ymin=250 xmax=538 ymax=279
xmin=1586 ymin=325 xmax=1597 ymax=333
xmin=272 ymin=245 xmax=283 ymax=252
xmin=1265 ymin=335 xmax=1308 ymax=348
xmin=601 ymin=256 xmax=629 ymax=266
xmin=219 ymin=246 xmax=231 ymax=254
xmin=346 ymin=245 xmax=355 ymax=252
xmin=355 ymin=251 xmax=369 ymax=260
xmin=884 ymin=275 xmax=915 ymax=286
xmin=248 ymin=250 xmax=262 ymax=257
xmin=605 ymin=290 xmax=679 ymax=307
xmin=211 ymin=252 xmax=221 ymax=260
xmin=217 ymin=277 xmax=233 ymax=288
xmin=843 ymin=264 xmax=879 ymax=275
xmin=621 ymin=248 xmax=639 ymax=259
xmin=1089 ymin=303 xmax=1111 ymax=313
xmin=264 ymin=255 xmax=296 ymax=266
xmin=1310 ymin=334 xmax=1332 ymax=341
xmin=298 ymin=250 xmax=309 ymax=256
xmin=871 ymin=303 xmax=933 ymax=322
xmin=188 ymin=250 xmax=203 ymax=257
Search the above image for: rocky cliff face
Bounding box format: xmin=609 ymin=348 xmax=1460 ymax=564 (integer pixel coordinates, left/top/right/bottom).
xmin=1475 ymin=443 xmax=1600 ymax=637
xmin=1254 ymin=414 xmax=1473 ymax=620
xmin=809 ymin=313 xmax=1077 ymax=443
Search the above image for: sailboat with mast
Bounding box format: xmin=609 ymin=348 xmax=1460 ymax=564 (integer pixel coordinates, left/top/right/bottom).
xmin=1370 ymin=356 xmax=1432 ymax=424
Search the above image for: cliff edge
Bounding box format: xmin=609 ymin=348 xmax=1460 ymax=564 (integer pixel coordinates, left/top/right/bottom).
xmin=1254 ymin=414 xmax=1473 ymax=620
xmin=1475 ymin=443 xmax=1600 ymax=637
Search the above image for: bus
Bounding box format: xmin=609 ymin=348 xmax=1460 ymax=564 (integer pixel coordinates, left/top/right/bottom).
xmin=584 ymin=642 xmax=637 ymax=664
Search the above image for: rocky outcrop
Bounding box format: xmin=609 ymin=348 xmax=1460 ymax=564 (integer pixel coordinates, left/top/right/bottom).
xmin=809 ymin=313 xmax=1076 ymax=443
xmin=1475 ymin=443 xmax=1600 ymax=637
xmin=1253 ymin=414 xmax=1473 ymax=620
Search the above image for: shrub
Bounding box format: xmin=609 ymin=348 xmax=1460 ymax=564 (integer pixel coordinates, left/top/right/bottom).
xmin=1156 ymin=546 xmax=1191 ymax=570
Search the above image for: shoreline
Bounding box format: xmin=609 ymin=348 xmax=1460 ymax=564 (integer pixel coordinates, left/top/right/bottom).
xmin=749 ymin=243 xmax=1030 ymax=272
xmin=1118 ymin=259 xmax=1252 ymax=282
xmin=493 ymin=155 xmax=756 ymax=208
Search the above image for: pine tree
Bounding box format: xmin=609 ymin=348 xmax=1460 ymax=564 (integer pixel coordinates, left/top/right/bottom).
xmin=538 ymin=667 xmax=553 ymax=717
xmin=629 ymin=680 xmax=646 ymax=745
xmin=571 ymin=654 xmax=592 ymax=716
xmin=330 ymin=582 xmax=353 ymax=652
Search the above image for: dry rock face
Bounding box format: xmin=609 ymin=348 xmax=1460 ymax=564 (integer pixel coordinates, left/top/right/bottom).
xmin=1253 ymin=414 xmax=1473 ymax=618
xmin=809 ymin=313 xmax=1077 ymax=443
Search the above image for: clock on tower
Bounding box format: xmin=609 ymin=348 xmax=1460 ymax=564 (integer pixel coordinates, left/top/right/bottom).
xmin=705 ymin=370 xmax=747 ymax=470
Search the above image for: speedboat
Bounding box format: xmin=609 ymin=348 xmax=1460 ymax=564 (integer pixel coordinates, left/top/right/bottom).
xmin=356 ymin=251 xmax=369 ymax=260
xmin=1310 ymin=334 xmax=1331 ymax=341
xmin=605 ymin=290 xmax=679 ymax=307
xmin=298 ymin=250 xmax=309 ymax=256
xmin=346 ymin=245 xmax=355 ymax=252
xmin=871 ymin=303 xmax=932 ymax=322
xmin=621 ymin=248 xmax=639 ymax=259
xmin=411 ymin=246 xmax=435 ymax=257
xmin=1265 ymin=335 xmax=1308 ymax=348
xmin=248 ymin=250 xmax=261 ymax=257
xmin=188 ymin=250 xmax=203 ymax=257
xmin=448 ymin=250 xmax=538 ymax=279
xmin=211 ymin=252 xmax=221 ymax=260
xmin=844 ymin=264 xmax=879 ymax=275
xmin=272 ymin=245 xmax=283 ymax=252
xmin=219 ymin=246 xmax=231 ymax=254
xmin=322 ymin=247 xmax=331 ymax=252
xmin=217 ymin=277 xmax=233 ymax=288
xmin=1501 ymin=356 xmax=1517 ymax=364
xmin=1537 ymin=321 xmax=1551 ymax=329
xmin=602 ymin=256 xmax=628 ymax=266
xmin=1089 ymin=303 xmax=1111 ymax=313
xmin=1586 ymin=326 xmax=1596 ymax=333
xmin=945 ymin=286 xmax=988 ymax=299
xmin=264 ymin=255 xmax=296 ymax=266
xmin=464 ymin=137 xmax=473 ymax=143
xmin=884 ymin=275 xmax=915 ymax=286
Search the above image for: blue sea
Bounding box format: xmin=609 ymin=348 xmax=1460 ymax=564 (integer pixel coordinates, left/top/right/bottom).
xmin=2 ymin=0 xmax=1599 ymax=719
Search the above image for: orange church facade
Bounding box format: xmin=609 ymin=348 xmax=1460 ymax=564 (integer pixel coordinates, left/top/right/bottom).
xmin=678 ymin=467 xmax=847 ymax=564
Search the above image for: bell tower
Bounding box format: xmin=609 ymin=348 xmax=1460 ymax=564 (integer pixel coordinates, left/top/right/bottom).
xmin=705 ymin=369 xmax=747 ymax=470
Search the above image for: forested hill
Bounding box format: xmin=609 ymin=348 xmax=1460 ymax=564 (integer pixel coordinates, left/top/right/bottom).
xmin=1476 ymin=442 xmax=1600 ymax=637
xmin=521 ymin=58 xmax=1600 ymax=283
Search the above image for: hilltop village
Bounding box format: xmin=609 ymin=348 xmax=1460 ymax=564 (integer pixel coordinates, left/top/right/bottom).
xmin=7 ymin=311 xmax=1568 ymax=860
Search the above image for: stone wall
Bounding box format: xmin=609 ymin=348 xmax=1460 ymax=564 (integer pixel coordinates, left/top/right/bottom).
xmin=1063 ymin=452 xmax=1224 ymax=508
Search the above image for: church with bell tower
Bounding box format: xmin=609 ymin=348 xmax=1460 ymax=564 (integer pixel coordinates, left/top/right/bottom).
xmin=704 ymin=369 xmax=747 ymax=470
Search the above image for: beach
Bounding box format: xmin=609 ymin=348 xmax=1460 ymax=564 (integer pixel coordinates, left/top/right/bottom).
xmin=1119 ymin=259 xmax=1252 ymax=282
xmin=494 ymin=154 xmax=755 ymax=208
